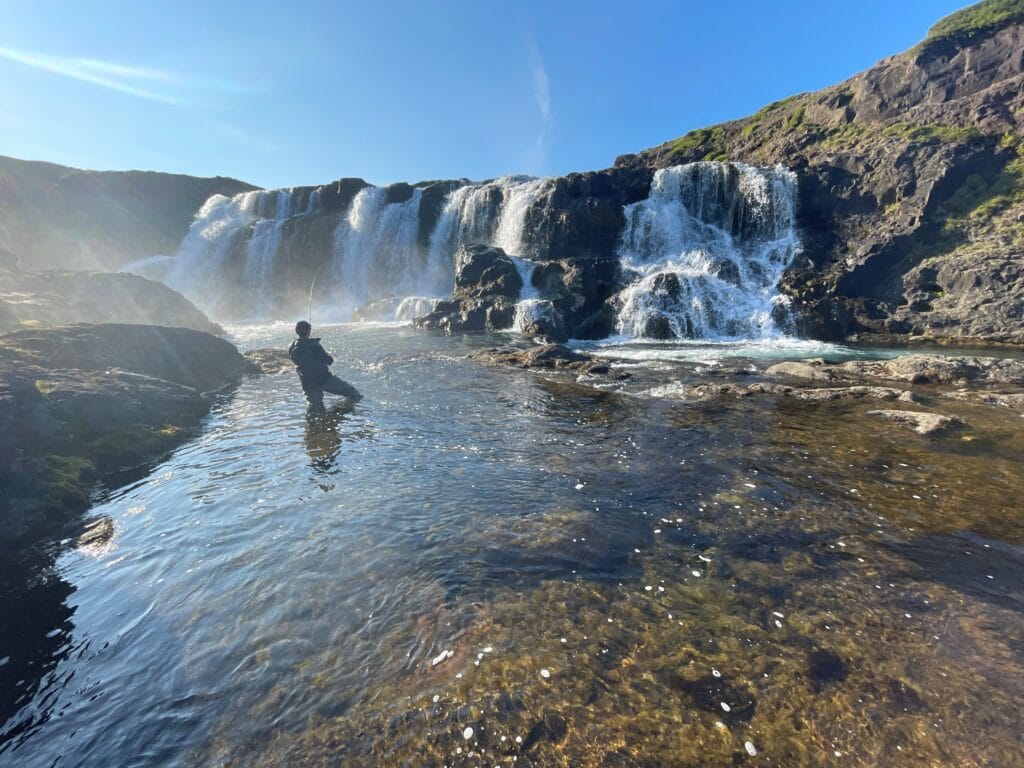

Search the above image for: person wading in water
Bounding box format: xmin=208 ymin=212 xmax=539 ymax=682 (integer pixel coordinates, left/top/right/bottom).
xmin=288 ymin=321 xmax=362 ymax=408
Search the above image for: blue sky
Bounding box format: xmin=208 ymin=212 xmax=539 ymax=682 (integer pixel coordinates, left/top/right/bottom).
xmin=1 ymin=0 xmax=968 ymax=189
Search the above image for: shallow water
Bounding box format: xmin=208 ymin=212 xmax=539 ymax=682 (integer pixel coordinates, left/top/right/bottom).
xmin=2 ymin=325 xmax=1022 ymax=767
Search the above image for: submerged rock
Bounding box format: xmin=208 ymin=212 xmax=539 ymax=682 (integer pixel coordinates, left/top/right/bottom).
xmin=866 ymin=409 xmax=962 ymax=435
xmin=807 ymin=648 xmax=849 ymax=692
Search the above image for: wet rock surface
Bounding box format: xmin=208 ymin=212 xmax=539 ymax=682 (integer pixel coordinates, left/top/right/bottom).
xmin=416 ymin=244 xmax=523 ymax=333
xmin=767 ymin=354 xmax=1024 ymax=387
xmin=866 ymin=409 xmax=962 ymax=436
xmin=0 ymin=267 xmax=223 ymax=335
xmin=245 ymin=348 xmax=294 ymax=375
xmin=0 ymin=323 xmax=254 ymax=548
xmin=471 ymin=344 xmax=619 ymax=376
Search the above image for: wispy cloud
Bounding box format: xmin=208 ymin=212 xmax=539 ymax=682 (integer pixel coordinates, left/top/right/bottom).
xmin=527 ymin=41 xmax=551 ymax=148
xmin=0 ymin=45 xmax=186 ymax=104
xmin=0 ymin=45 xmax=257 ymax=105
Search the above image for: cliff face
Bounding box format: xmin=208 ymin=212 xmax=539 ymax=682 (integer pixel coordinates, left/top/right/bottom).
xmin=622 ymin=1 xmax=1024 ymax=343
xmin=0 ymin=155 xmax=256 ymax=271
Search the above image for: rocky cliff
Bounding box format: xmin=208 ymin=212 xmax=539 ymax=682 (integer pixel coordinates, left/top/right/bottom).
xmin=0 ymin=155 xmax=255 ymax=270
xmin=622 ymin=0 xmax=1024 ymax=344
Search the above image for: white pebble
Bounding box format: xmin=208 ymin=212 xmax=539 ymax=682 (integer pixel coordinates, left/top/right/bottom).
xmin=483 ymin=646 xmax=493 ymax=653
xmin=745 ymin=741 xmax=757 ymax=756
xmin=515 ymin=735 xmax=523 ymax=744
xmin=540 ymin=668 xmax=551 ymax=679
xmin=645 ymin=585 xmax=653 ymax=591
xmin=712 ymin=669 xmax=722 ymax=678
xmin=692 ymin=570 xmax=702 ymax=578
xmin=463 ymin=726 xmax=474 ymax=740
xmin=432 ymin=694 xmax=440 ymax=703
xmin=720 ymin=702 xmax=731 ymax=712
xmin=431 ymin=649 xmax=454 ymax=666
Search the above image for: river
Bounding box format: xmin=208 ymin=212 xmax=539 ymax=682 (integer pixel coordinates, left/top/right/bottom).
xmin=2 ymin=323 xmax=1022 ymax=767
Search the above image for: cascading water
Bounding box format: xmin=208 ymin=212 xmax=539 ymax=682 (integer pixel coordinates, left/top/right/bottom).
xmin=329 ymin=186 xmax=429 ymax=311
xmin=614 ymin=162 xmax=800 ymax=340
xmin=127 ymin=175 xmax=553 ymax=323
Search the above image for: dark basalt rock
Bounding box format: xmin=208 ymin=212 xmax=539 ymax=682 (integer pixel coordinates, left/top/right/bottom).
xmin=416 ymin=244 xmax=524 ymax=333
xmin=0 ymin=323 xmax=256 ymax=549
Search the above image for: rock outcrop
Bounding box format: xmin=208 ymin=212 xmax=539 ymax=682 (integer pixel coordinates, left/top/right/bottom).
xmin=0 ymin=266 xmax=223 ymax=335
xmin=472 ymin=344 xmax=616 ymax=375
xmin=0 ymin=324 xmax=256 ymax=548
xmin=416 ymin=244 xmax=524 ymax=332
xmin=624 ymin=1 xmax=1024 ymax=344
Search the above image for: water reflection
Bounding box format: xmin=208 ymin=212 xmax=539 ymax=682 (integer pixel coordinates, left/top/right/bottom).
xmin=0 ymin=546 xmax=75 ymax=749
xmin=304 ymin=400 xmax=357 ymax=476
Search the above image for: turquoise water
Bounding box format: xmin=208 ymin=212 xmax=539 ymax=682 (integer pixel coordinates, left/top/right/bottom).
xmin=2 ymin=325 xmax=1022 ymax=767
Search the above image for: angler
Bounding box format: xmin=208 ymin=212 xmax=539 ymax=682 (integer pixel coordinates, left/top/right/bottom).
xmin=288 ymin=321 xmax=362 ymax=408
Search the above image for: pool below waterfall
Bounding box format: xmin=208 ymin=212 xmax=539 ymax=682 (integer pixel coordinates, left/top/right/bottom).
xmin=2 ymin=324 xmax=1022 ymax=767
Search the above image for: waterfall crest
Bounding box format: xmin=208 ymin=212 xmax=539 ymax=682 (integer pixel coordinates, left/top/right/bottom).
xmin=614 ymin=162 xmax=800 ymax=340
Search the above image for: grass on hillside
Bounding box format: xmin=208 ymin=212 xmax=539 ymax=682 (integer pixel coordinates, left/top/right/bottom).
xmin=925 ymin=0 xmax=1024 ymax=45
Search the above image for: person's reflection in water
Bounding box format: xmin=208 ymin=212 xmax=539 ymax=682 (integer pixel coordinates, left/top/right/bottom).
xmin=304 ymin=400 xmax=357 ymax=477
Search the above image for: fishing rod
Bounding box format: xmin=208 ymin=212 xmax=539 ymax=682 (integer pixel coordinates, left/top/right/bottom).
xmin=307 ymin=259 xmax=331 ymax=325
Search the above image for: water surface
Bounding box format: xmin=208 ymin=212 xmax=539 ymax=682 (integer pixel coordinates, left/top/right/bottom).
xmin=2 ymin=325 xmax=1021 ymax=767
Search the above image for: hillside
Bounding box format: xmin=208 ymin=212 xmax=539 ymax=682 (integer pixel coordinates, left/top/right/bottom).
xmin=0 ymin=155 xmax=256 ymax=271
xmin=621 ymin=0 xmax=1024 ymax=343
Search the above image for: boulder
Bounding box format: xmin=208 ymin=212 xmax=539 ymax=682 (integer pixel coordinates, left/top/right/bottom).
xmin=416 ymin=245 xmax=524 ymax=333
xmin=245 ymin=348 xmax=294 ymax=374
xmin=765 ymin=360 xmax=843 ymax=382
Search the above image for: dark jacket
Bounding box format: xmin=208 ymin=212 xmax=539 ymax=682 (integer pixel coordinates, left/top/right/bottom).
xmin=288 ymin=337 xmax=334 ymax=389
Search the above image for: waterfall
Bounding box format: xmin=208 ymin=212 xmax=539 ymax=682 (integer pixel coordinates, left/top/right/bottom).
xmin=428 ymin=176 xmax=550 ymax=261
xmin=126 ymin=174 xmax=554 ymax=323
xmin=613 ymin=162 xmax=800 ymax=340
xmin=329 ymin=186 xmax=429 ymax=311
